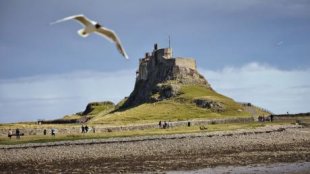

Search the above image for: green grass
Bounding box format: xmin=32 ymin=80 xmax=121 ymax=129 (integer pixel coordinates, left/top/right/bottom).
xmin=63 ymin=114 xmax=81 ymax=120
xmin=0 ymin=122 xmax=291 ymax=145
xmin=90 ymin=100 xmax=216 ymax=125
xmin=179 ymin=85 xmax=231 ymax=100
xmin=90 ymin=84 xmax=254 ymax=125
xmin=0 ymin=123 xmax=82 ymax=129
xmin=85 ymin=102 xmax=115 ymax=116
xmin=87 ymin=105 xmax=114 ymax=116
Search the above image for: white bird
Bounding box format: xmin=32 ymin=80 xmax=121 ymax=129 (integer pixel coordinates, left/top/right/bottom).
xmin=51 ymin=14 xmax=129 ymax=59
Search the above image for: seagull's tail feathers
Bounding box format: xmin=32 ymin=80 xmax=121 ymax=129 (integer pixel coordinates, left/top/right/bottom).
xmin=77 ymin=29 xmax=89 ymax=38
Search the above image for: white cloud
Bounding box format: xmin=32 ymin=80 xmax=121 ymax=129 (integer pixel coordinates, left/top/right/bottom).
xmin=0 ymin=70 xmax=136 ymax=123
xmin=199 ymin=62 xmax=310 ymax=114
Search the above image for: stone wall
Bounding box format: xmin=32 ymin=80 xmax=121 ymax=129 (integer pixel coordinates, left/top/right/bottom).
xmin=154 ymin=48 xmax=173 ymax=60
xmin=0 ymin=117 xmax=254 ymax=137
xmin=138 ymin=61 xmax=148 ymax=80
xmin=175 ymin=58 xmax=196 ymax=70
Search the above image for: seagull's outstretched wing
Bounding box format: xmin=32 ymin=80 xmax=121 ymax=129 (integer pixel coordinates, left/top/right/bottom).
xmin=50 ymin=14 xmax=93 ymax=26
xmin=95 ymin=27 xmax=129 ymax=59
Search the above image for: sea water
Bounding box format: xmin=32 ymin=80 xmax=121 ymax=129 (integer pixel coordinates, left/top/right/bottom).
xmin=167 ymin=162 xmax=310 ymax=174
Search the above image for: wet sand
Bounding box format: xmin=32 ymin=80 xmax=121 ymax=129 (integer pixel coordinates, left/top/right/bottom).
xmin=0 ymin=125 xmax=309 ymax=173
xmin=168 ymin=162 xmax=310 ymax=174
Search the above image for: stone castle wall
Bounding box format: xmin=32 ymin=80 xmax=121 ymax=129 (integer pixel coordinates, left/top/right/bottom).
xmin=138 ymin=61 xmax=148 ymax=80
xmin=175 ymin=58 xmax=196 ymax=70
xmin=137 ymin=48 xmax=196 ymax=81
xmin=155 ymin=48 xmax=173 ymax=60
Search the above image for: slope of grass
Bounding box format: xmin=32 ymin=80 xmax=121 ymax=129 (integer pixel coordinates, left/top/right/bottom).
xmin=178 ymin=85 xmax=244 ymax=114
xmin=90 ymin=85 xmax=253 ymax=125
xmin=90 ymin=100 xmax=218 ymax=125
xmin=179 ymin=85 xmax=230 ymax=99
xmin=84 ymin=102 xmax=115 ymax=116
xmin=63 ymin=115 xmax=81 ymax=120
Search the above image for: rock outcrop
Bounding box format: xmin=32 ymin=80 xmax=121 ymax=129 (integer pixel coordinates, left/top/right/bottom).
xmin=194 ymin=98 xmax=225 ymax=112
xmin=81 ymin=101 xmax=115 ymax=116
xmin=121 ymin=44 xmax=211 ymax=108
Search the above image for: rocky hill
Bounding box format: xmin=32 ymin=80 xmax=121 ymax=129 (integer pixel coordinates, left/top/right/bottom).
xmin=121 ymin=44 xmax=210 ymax=108
xmin=83 ymin=44 xmax=271 ymax=125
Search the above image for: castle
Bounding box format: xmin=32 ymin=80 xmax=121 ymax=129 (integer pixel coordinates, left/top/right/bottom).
xmin=136 ymin=44 xmax=197 ymax=81
xmin=122 ymin=44 xmax=210 ymax=108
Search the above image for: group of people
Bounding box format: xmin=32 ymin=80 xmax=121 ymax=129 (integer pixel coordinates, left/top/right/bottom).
xmin=42 ymin=128 xmax=56 ymax=136
xmin=7 ymin=128 xmax=21 ymax=139
xmin=7 ymin=125 xmax=97 ymax=139
xmin=158 ymin=121 xmax=173 ymax=129
xmin=258 ymin=115 xmax=274 ymax=122
xmin=8 ymin=128 xmax=56 ymax=139
xmin=8 ymin=128 xmax=55 ymax=139
xmin=81 ymin=125 xmax=92 ymax=133
xmin=158 ymin=121 xmax=192 ymax=129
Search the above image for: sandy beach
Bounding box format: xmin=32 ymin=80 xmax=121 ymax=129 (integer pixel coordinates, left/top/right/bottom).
xmin=0 ymin=125 xmax=309 ymax=173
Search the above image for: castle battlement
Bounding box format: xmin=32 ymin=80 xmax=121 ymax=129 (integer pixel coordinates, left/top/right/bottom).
xmin=137 ymin=44 xmax=197 ymax=80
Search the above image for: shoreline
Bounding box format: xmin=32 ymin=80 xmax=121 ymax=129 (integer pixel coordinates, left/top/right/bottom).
xmin=0 ymin=125 xmax=309 ymax=173
xmin=167 ymin=162 xmax=310 ymax=174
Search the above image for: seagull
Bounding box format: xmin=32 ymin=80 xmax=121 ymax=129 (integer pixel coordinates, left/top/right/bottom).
xmin=51 ymin=14 xmax=129 ymax=59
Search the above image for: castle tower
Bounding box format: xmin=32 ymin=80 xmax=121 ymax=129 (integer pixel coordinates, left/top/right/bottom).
xmin=124 ymin=44 xmax=210 ymax=108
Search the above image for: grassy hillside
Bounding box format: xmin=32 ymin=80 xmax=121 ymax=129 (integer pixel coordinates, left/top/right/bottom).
xmin=82 ymin=102 xmax=115 ymax=117
xmin=62 ymin=101 xmax=115 ymax=121
xmin=89 ymin=85 xmax=268 ymax=125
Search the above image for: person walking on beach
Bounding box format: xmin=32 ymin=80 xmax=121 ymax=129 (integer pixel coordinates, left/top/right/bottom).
xmin=81 ymin=125 xmax=85 ymax=133
xmin=43 ymin=129 xmax=47 ymax=135
xmin=159 ymin=121 xmax=162 ymax=128
xmin=51 ymin=128 xmax=55 ymax=136
xmin=163 ymin=121 xmax=167 ymax=129
xmin=85 ymin=125 xmax=89 ymax=133
xmin=16 ymin=128 xmax=20 ymax=139
xmin=8 ymin=129 xmax=13 ymax=139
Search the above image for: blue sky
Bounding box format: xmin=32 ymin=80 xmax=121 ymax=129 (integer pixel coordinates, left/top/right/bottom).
xmin=1 ymin=0 xmax=310 ymax=123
